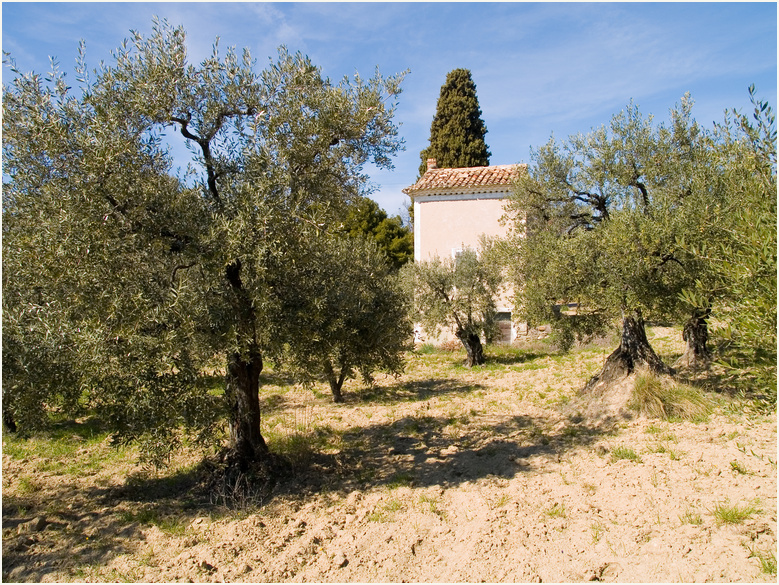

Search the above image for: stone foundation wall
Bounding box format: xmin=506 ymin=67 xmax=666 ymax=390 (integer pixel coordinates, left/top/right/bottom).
xmin=513 ymin=322 xmax=552 ymax=341
xmin=414 ymin=321 xmax=552 ymax=347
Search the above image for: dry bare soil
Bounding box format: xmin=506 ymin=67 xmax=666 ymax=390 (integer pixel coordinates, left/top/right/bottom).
xmin=3 ymin=327 xmax=776 ymax=582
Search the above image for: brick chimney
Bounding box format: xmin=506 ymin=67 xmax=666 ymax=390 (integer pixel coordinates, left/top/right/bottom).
xmin=427 ymin=158 xmax=438 ymax=171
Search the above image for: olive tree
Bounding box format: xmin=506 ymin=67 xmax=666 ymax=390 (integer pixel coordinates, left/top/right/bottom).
xmin=2 ymin=19 xmax=406 ymax=470
xmin=403 ymin=244 xmax=502 ymax=367
xmin=679 ymin=87 xmax=776 ymax=398
xmin=505 ymin=98 xmax=712 ymax=391
xmin=271 ymin=234 xmax=412 ymax=402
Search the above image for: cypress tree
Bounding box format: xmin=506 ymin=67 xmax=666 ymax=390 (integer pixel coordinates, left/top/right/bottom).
xmin=419 ymin=68 xmax=491 ymax=176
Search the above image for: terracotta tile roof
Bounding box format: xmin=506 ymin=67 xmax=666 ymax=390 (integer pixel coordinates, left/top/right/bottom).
xmin=403 ymin=162 xmax=524 ymax=196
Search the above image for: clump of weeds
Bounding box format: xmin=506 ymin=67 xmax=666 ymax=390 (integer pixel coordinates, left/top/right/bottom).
xmin=711 ymin=499 xmax=762 ymax=525
xmin=610 ymin=445 xmax=642 ymax=463
xmin=748 ymin=547 xmax=777 ymax=576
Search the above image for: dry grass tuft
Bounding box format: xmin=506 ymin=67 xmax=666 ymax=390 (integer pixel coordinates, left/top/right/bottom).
xmin=630 ymin=371 xmax=711 ymax=421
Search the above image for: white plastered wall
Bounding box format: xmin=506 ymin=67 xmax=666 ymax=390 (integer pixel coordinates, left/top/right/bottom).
xmin=414 ymin=195 xmax=510 ymax=263
xmin=413 ymin=193 xmax=517 ymax=343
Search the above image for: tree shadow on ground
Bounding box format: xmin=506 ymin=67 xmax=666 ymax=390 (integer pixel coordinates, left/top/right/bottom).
xmin=257 ymin=376 xmax=489 ymax=413
xmin=1 ymin=381 xmax=614 ymax=582
xmin=3 ymin=480 xmax=168 ymax=581
xmin=678 ymin=369 xmax=776 ymax=412
xmin=481 ymin=350 xmax=551 ymax=366
xmin=348 ymin=377 xmax=488 ymax=405
xmin=257 ymin=346 xmax=557 ymax=410
xmin=412 ymin=346 xmax=554 ymax=368
xmin=273 ymin=410 xmax=614 ymax=499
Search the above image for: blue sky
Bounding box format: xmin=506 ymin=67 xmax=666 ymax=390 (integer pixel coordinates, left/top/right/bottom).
xmin=3 ymin=2 xmax=776 ymax=217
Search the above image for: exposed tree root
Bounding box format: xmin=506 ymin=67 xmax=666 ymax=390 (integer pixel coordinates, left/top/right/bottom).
xmin=201 ymin=448 xmax=291 ymax=509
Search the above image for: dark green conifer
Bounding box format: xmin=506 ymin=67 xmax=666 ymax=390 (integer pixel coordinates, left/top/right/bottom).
xmin=419 ymin=68 xmax=491 ymax=176
xmin=339 ymin=196 xmax=413 ymax=270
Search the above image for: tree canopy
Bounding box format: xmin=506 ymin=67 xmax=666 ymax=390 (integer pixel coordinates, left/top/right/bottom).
xmin=678 ymin=87 xmax=776 ymax=398
xmin=504 ymin=91 xmax=776 ymax=397
xmin=339 ymin=196 xmax=413 ymax=269
xmin=418 ymin=68 xmax=490 ymax=176
xmin=506 ymin=99 xmax=701 ymax=343
xmin=271 ymin=234 xmax=412 ymax=402
xmin=2 ymin=19 xmax=408 ymax=469
xmin=506 ymin=98 xmax=706 ymax=385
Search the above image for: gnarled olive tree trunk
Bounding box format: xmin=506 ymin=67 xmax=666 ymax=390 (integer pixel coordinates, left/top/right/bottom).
xmin=584 ymin=310 xmax=673 ymax=393
xmin=223 ymin=259 xmax=270 ymax=470
xmin=3 ymin=412 xmax=16 ymax=433
xmin=457 ymin=329 xmax=485 ymax=367
xmin=225 ymin=346 xmax=269 ymax=470
xmin=674 ymin=307 xmax=712 ymax=370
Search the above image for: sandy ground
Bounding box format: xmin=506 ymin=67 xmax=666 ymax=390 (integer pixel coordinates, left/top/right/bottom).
xmin=2 ymin=330 xmax=777 ymax=582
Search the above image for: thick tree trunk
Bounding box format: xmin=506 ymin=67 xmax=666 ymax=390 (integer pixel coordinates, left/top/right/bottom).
xmin=584 ymin=311 xmax=673 ymax=393
xmin=457 ymin=330 xmax=485 ymax=367
xmin=223 ymin=258 xmax=269 ymax=470
xmin=327 ymin=377 xmax=344 ymax=402
xmin=325 ymin=362 xmax=347 ymax=403
xmin=225 ymin=346 xmax=269 ymax=470
xmin=329 ymin=380 xmax=343 ymax=403
xmin=3 ymin=411 xmax=16 ymax=433
xmin=674 ymin=307 xmax=712 ymax=370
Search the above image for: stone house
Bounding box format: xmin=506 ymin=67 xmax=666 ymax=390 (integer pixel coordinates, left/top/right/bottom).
xmin=403 ymin=158 xmax=527 ymax=344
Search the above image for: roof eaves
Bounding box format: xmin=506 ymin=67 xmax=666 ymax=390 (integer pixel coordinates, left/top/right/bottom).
xmin=408 ymin=184 xmax=515 ymax=198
